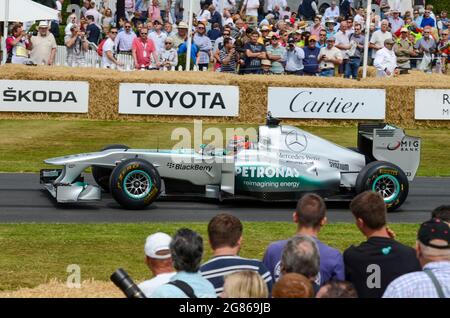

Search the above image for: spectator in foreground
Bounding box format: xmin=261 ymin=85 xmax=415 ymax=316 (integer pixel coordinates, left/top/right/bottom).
xmin=65 ymin=24 xmax=89 ymax=67
xmin=30 ymin=21 xmax=57 ymax=66
xmin=6 ymin=24 xmax=31 ymax=64
xmin=283 ymin=37 xmax=305 ymax=75
xmin=272 ymin=273 xmax=314 ymax=298
xmin=374 ymin=38 xmax=398 ymax=77
xmin=151 ymin=228 xmax=216 ymax=298
xmin=221 ymin=271 xmax=269 ymax=298
xmin=345 ymin=23 xmax=365 ymax=79
xmin=432 ymin=206 xmax=450 ymax=223
xmin=132 ymin=27 xmax=158 ymax=70
xmin=302 ymin=35 xmax=320 ymax=76
xmin=316 ymin=280 xmax=358 ymax=298
xmin=344 ymin=191 xmax=421 ymax=298
xmin=102 ymin=27 xmax=124 ymax=69
xmin=244 ymin=30 xmax=267 ymax=74
xmin=200 ymin=213 xmax=272 ymax=295
xmin=219 ymin=38 xmax=239 ymax=73
xmin=318 ymin=36 xmax=342 ymax=77
xmin=394 ymin=27 xmax=416 ymax=71
xmin=138 ymin=232 xmax=176 ymax=297
xmin=279 ymin=235 xmax=320 ymax=292
xmin=158 ymin=37 xmax=178 ymax=70
xmin=266 ymin=33 xmax=285 ymax=74
xmin=193 ymin=22 xmax=212 ymax=71
xmin=263 ymin=194 xmax=344 ymax=286
xmin=383 ymin=218 xmax=450 ymax=298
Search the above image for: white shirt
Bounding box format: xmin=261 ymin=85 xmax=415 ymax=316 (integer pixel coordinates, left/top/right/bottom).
xmin=318 ymin=46 xmax=342 ymax=69
xmin=198 ymin=9 xmax=211 ymax=22
xmin=102 ymin=38 xmax=116 ymax=68
xmin=354 ymin=14 xmax=365 ymax=26
xmin=149 ymin=31 xmax=167 ymax=54
xmin=244 ymin=0 xmax=260 ymax=17
xmin=267 ymin=0 xmax=287 ymax=12
xmin=138 ymin=272 xmax=176 ymax=297
xmin=373 ymin=47 xmax=397 ymax=77
xmin=56 ymin=1 xmax=62 ymax=11
xmin=370 ymin=30 xmax=392 ymax=58
xmin=324 ymin=6 xmax=340 ymax=21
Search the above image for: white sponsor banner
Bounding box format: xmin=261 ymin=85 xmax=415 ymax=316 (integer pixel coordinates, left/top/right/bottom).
xmin=268 ymin=87 xmax=386 ymax=120
xmin=415 ymin=89 xmax=450 ymax=120
xmin=119 ymin=83 xmax=239 ymax=117
xmin=0 ymin=80 xmax=89 ymax=113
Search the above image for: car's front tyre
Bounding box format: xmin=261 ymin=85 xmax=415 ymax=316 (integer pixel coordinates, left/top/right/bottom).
xmin=109 ymin=159 xmax=161 ymax=210
xmin=355 ymin=161 xmax=409 ymax=212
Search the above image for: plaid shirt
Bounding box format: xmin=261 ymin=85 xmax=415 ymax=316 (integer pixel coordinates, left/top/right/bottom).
xmin=383 ymin=261 xmax=450 ymax=298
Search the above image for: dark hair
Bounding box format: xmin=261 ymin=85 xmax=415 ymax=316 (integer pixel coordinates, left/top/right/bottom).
xmin=86 ymin=15 xmax=94 ymax=21
xmin=11 ymin=23 xmax=22 ymax=35
xmin=223 ymin=37 xmax=233 ymax=46
xmin=431 ymin=205 xmax=450 ymax=223
xmin=317 ymin=280 xmax=358 ymax=298
xmin=296 ymin=194 xmax=327 ymax=228
xmin=170 ymin=228 xmax=204 ymax=273
xmin=350 ymin=191 xmax=387 ymax=230
xmin=208 ymin=214 xmax=242 ymax=249
xmin=251 ymin=30 xmax=260 ymax=36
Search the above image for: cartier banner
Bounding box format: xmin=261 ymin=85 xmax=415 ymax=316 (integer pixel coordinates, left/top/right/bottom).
xmin=268 ymin=87 xmax=386 ymax=120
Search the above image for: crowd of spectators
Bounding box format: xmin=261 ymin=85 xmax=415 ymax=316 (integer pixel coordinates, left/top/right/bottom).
xmin=137 ymin=191 xmax=450 ymax=298
xmin=2 ymin=1 xmax=450 ymax=77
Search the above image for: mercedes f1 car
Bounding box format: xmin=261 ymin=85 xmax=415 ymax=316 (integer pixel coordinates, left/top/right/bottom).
xmin=40 ymin=115 xmax=421 ymax=211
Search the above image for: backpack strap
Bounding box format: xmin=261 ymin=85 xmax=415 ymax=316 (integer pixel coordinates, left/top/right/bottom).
xmin=167 ymin=280 xmax=198 ymax=298
xmin=424 ymin=269 xmax=446 ymax=298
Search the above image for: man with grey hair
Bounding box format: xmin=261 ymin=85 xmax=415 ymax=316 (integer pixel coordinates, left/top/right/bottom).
xmin=383 ymin=218 xmax=450 ymax=298
xmin=151 ymin=228 xmax=216 ymax=298
xmin=280 ymin=235 xmax=321 ymax=292
xmin=369 ymin=19 xmax=392 ymax=61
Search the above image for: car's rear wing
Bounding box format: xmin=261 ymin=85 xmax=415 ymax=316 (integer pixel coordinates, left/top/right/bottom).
xmin=357 ymin=123 xmax=421 ymax=181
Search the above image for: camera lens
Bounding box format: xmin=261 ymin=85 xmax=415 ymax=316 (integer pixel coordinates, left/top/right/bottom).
xmin=110 ymin=268 xmax=146 ymax=298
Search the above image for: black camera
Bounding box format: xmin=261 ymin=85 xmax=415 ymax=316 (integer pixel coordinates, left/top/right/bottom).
xmin=110 ymin=268 xmax=146 ymax=298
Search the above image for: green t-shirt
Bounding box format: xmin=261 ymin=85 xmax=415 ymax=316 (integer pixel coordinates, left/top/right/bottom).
xmin=266 ymin=45 xmax=286 ymax=74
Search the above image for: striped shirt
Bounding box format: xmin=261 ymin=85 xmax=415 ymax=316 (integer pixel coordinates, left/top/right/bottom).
xmin=200 ymin=255 xmax=273 ymax=295
xmin=383 ymin=261 xmax=450 ymax=298
xmin=219 ymin=47 xmax=237 ymax=73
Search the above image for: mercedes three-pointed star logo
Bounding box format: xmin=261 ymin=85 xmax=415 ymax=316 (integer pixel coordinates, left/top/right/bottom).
xmin=285 ymin=130 xmax=308 ymax=152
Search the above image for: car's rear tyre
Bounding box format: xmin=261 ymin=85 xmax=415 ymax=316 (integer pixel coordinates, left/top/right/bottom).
xmin=109 ymin=158 xmax=161 ymax=210
xmin=92 ymin=144 xmax=129 ymax=192
xmin=355 ymin=161 xmax=409 ymax=212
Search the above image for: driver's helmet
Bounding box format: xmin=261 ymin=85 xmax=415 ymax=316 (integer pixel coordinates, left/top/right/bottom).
xmin=227 ymin=135 xmax=251 ymax=153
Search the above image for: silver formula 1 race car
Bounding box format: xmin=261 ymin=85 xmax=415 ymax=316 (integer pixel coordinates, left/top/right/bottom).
xmin=40 ymin=115 xmax=421 ymax=211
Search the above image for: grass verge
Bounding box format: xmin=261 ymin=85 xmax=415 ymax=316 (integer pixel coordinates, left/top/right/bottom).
xmin=0 ymin=120 xmax=448 ymax=176
xmin=0 ymin=222 xmax=419 ymax=292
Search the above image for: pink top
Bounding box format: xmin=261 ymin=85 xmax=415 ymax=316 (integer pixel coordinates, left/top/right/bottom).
xmin=132 ymin=37 xmax=156 ymax=67
xmin=310 ymin=25 xmax=323 ymax=38
xmin=148 ymin=5 xmax=161 ymax=22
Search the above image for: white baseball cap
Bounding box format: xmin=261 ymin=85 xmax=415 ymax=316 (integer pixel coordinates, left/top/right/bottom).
xmin=144 ymin=232 xmax=172 ymax=259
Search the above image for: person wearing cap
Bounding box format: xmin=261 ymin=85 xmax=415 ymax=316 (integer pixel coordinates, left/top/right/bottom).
xmin=394 ymin=27 xmax=415 ymax=70
xmin=200 ymin=214 xmax=272 ymax=296
xmin=383 ymin=218 xmax=450 ymax=298
xmin=151 ymin=228 xmax=216 ymax=298
xmin=266 ymin=33 xmax=285 ymax=74
xmin=65 ymin=24 xmax=89 ymax=67
xmin=171 ymin=21 xmax=188 ymax=49
xmin=157 ymin=37 xmax=178 ymax=70
xmin=302 ymin=34 xmax=320 ymax=76
xmin=344 ymin=191 xmax=421 ymax=298
xmin=369 ymin=19 xmax=393 ymax=60
xmin=258 ymin=25 xmax=271 ymax=45
xmin=318 ymin=36 xmax=342 ymax=77
xmin=282 ymin=36 xmax=305 ymax=75
xmin=387 ymin=9 xmax=404 ymax=34
xmin=138 ymin=232 xmax=176 ymax=297
xmin=432 ymin=206 xmax=450 ymax=224
xmin=374 ymin=38 xmax=399 ymax=77
xmin=30 ymin=21 xmax=57 ymax=66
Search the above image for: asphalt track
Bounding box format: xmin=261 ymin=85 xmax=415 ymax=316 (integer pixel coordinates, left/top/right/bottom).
xmin=0 ymin=174 xmax=448 ymax=223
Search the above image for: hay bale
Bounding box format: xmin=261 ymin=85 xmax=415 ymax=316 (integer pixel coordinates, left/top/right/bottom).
xmin=0 ymin=65 xmax=449 ymax=128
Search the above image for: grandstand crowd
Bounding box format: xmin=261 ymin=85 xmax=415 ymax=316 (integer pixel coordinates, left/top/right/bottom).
xmin=1 ymin=0 xmax=449 ymax=77
xmin=138 ymin=191 xmax=450 ymax=298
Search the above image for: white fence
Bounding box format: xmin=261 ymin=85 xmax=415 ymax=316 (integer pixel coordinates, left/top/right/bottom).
xmin=55 ymin=45 xmax=135 ymax=70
